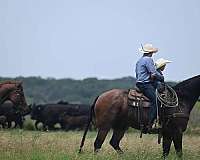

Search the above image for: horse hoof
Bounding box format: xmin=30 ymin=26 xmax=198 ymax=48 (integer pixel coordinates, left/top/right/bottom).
xmin=78 ymin=148 xmax=82 ymax=154
xmin=162 ymin=154 xmax=168 ymax=160
xmin=94 ymin=149 xmax=100 ymax=154
xmin=117 ymin=149 xmax=124 ymax=154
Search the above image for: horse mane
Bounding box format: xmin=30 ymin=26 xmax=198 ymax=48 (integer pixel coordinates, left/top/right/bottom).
xmin=173 ymin=75 xmax=200 ymax=98
xmin=174 ymin=75 xmax=200 ymax=89
xmin=0 ymin=81 xmax=19 ymax=85
xmin=57 ymin=100 xmax=69 ymax=105
xmin=0 ymin=81 xmax=22 ymax=87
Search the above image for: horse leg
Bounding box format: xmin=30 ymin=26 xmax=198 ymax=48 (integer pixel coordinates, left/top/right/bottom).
xmin=19 ymin=121 xmax=23 ymax=129
xmin=109 ymin=129 xmax=126 ymax=154
xmin=8 ymin=121 xmax=12 ymax=128
xmin=64 ymin=124 xmax=70 ymax=131
xmin=18 ymin=117 xmax=23 ymax=129
xmin=162 ymin=134 xmax=172 ymax=159
xmin=48 ymin=124 xmax=55 ymax=130
xmin=43 ymin=123 xmax=48 ymax=131
xmin=35 ymin=121 xmax=40 ymax=130
xmin=2 ymin=123 xmax=5 ymax=128
xmin=94 ymin=128 xmax=110 ymax=153
xmin=173 ymin=131 xmax=183 ymax=159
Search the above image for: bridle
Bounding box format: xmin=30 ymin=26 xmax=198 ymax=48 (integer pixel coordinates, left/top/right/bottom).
xmin=0 ymin=85 xmax=25 ymax=112
xmin=156 ymin=84 xmax=189 ymax=126
xmin=10 ymin=88 xmax=25 ymax=110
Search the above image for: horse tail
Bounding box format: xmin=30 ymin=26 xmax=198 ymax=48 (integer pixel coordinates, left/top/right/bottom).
xmin=79 ymin=96 xmax=99 ymax=153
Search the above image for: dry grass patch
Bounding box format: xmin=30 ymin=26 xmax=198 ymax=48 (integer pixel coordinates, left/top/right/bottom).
xmin=0 ymin=130 xmax=200 ymax=160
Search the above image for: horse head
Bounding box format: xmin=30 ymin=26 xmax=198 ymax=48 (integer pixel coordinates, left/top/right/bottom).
xmin=0 ymin=81 xmax=29 ymax=114
xmin=173 ymin=75 xmax=200 ymax=112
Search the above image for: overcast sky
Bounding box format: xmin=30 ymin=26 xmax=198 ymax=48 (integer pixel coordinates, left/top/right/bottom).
xmin=0 ymin=0 xmax=199 ymax=81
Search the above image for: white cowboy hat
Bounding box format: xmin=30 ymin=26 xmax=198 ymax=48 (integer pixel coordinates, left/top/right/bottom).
xmin=139 ymin=43 xmax=158 ymax=54
xmin=155 ymin=58 xmax=172 ymax=69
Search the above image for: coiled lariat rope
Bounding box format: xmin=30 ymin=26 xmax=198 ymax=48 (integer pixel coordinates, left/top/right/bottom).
xmin=155 ymin=84 xmax=179 ymax=130
xmin=156 ymin=84 xmax=179 ymax=107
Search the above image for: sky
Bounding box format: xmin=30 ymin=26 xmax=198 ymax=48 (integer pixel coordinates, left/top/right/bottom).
xmin=0 ymin=0 xmax=199 ymax=81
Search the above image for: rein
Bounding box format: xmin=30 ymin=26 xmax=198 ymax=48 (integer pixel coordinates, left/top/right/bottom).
xmin=0 ymin=85 xmax=23 ymax=112
xmin=0 ymin=92 xmax=10 ymax=105
xmin=156 ymin=84 xmax=189 ymax=127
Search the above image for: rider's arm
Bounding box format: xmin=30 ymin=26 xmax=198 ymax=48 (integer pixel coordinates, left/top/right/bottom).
xmin=154 ymin=70 xmax=164 ymax=82
xmin=145 ymin=58 xmax=157 ymax=81
xmin=145 ymin=58 xmax=164 ymax=82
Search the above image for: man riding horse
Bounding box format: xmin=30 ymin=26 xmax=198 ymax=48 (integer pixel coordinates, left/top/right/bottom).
xmin=135 ymin=43 xmax=171 ymax=132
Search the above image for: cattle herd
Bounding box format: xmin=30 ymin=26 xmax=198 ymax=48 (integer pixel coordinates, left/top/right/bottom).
xmin=0 ymin=100 xmax=91 ymax=131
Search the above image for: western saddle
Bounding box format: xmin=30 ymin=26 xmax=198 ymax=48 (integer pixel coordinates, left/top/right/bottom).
xmin=128 ymin=88 xmax=150 ymax=107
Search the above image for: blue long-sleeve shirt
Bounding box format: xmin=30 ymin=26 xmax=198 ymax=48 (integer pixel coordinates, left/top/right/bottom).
xmin=153 ymin=69 xmax=165 ymax=88
xmin=135 ymin=56 xmax=164 ymax=83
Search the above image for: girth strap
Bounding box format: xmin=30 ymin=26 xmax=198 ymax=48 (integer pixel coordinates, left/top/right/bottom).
xmin=165 ymin=112 xmax=189 ymax=119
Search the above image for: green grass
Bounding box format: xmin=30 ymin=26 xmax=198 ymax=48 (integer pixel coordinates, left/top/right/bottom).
xmin=0 ymin=130 xmax=200 ymax=160
xmin=187 ymin=102 xmax=200 ymax=131
xmin=195 ymin=101 xmax=200 ymax=110
xmin=0 ymin=103 xmax=199 ymax=160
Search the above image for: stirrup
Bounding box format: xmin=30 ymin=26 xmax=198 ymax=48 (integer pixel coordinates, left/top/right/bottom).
xmin=152 ymin=121 xmax=161 ymax=129
xmin=146 ymin=121 xmax=161 ymax=134
xmin=147 ymin=127 xmax=159 ymax=134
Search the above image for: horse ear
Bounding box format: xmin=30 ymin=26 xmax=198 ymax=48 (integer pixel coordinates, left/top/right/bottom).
xmin=16 ymin=81 xmax=23 ymax=87
xmin=19 ymin=81 xmax=23 ymax=85
xmin=28 ymin=104 xmax=32 ymax=109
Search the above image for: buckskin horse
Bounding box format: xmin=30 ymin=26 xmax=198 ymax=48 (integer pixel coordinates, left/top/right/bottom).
xmin=0 ymin=81 xmax=29 ymax=114
xmin=79 ymin=75 xmax=200 ymax=158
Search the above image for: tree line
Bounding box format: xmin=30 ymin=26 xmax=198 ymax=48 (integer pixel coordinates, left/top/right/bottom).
xmin=0 ymin=76 xmax=177 ymax=104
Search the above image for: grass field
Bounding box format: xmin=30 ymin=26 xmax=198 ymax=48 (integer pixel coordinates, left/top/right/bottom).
xmin=0 ymin=130 xmax=200 ymax=160
xmin=0 ymin=102 xmax=199 ymax=160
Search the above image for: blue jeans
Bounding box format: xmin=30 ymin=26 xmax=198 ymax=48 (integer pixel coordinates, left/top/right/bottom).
xmin=136 ymin=82 xmax=157 ymax=123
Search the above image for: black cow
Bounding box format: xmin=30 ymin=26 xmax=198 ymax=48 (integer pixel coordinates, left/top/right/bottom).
xmin=59 ymin=113 xmax=91 ymax=131
xmin=0 ymin=115 xmax=7 ymax=128
xmin=0 ymin=101 xmax=30 ymax=129
xmin=31 ymin=103 xmax=90 ymax=131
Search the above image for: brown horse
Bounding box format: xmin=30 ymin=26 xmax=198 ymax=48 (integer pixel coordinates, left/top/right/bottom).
xmin=79 ymin=75 xmax=200 ymax=158
xmin=0 ymin=81 xmax=29 ymax=114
